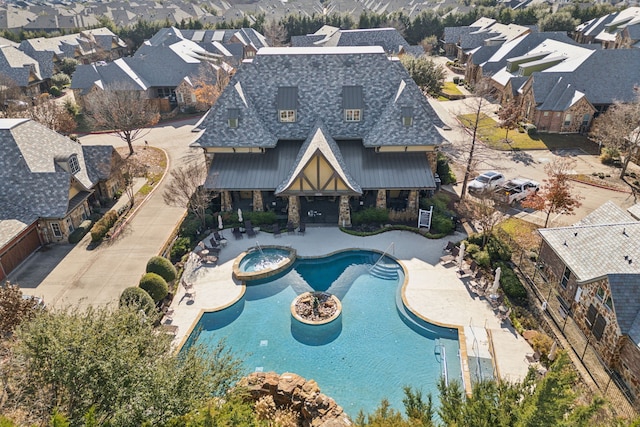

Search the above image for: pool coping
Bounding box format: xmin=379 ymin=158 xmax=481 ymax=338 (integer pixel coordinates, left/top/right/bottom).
xmin=232 ymin=245 xmax=297 ymax=281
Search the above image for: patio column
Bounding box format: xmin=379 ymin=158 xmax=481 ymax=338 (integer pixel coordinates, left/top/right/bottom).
xmin=287 ymin=195 xmax=300 ymax=227
xmin=407 ymin=190 xmax=418 ymax=213
xmin=338 ymin=195 xmax=351 ymax=227
xmin=253 ymin=191 xmax=264 ymax=212
xmin=376 ymin=189 xmax=387 ymax=209
xmin=221 ymin=191 xmax=232 ymax=212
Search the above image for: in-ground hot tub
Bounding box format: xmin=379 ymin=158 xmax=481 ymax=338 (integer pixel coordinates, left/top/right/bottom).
xmin=233 ymin=246 xmax=296 ymax=281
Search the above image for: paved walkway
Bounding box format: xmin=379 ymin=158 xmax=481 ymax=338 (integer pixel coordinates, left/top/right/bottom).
xmin=168 ymin=227 xmax=533 ymax=388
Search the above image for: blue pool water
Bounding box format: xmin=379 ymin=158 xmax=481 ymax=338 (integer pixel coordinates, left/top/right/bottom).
xmin=239 ymin=247 xmax=291 ymax=273
xmin=184 ymin=250 xmax=461 ymax=417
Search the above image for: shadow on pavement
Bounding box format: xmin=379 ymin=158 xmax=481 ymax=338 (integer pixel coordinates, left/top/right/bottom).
xmin=8 ymin=243 xmax=75 ymax=289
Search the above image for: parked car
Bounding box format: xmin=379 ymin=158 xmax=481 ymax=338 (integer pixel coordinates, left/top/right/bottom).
xmin=493 ymin=178 xmax=539 ymax=205
xmin=467 ymin=171 xmax=505 ymax=195
xmin=3 ymin=99 xmax=29 ymax=111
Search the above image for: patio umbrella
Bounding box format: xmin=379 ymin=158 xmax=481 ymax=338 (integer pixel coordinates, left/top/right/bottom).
xmin=218 ymin=215 xmax=223 ymax=230
xmin=238 ymin=208 xmax=243 ymax=223
xmin=491 ymin=267 xmax=502 ymax=294
xmin=549 ymin=341 xmax=558 ymax=361
xmin=457 ymin=242 xmax=466 ymax=268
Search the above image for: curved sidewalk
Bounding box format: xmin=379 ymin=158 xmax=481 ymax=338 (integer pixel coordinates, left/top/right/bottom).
xmin=168 ymin=227 xmax=533 ymax=385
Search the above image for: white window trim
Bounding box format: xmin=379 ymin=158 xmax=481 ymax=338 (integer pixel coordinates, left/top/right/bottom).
xmin=344 ymin=109 xmax=361 ymax=122
xmin=51 ymin=222 xmax=62 ymax=238
xmin=177 ymin=92 xmax=184 ymax=103
xmin=69 ymin=155 xmax=80 ymax=174
xmin=402 ymin=116 xmax=413 ymax=126
xmin=279 ymin=110 xmax=296 ymax=123
xmin=228 ymin=117 xmax=239 ymax=128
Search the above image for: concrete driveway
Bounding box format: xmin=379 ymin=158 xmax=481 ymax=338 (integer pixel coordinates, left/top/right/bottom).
xmin=9 ymin=117 xmax=201 ymax=309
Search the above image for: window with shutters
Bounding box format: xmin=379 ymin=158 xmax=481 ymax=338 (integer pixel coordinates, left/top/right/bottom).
xmin=586 ymin=304 xmax=597 ymax=328
xmin=561 ymin=266 xmax=571 ymax=288
xmin=592 ymin=314 xmax=606 ymax=341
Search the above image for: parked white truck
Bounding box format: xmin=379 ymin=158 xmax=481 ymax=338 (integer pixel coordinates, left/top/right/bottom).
xmin=493 ymin=178 xmax=540 ymax=205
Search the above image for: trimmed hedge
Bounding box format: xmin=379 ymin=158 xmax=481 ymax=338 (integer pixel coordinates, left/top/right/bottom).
xmin=68 ymin=219 xmax=93 ymax=244
xmin=244 ymin=210 xmax=277 ymax=226
xmin=119 ymin=286 xmax=155 ymax=315
xmin=146 ymin=256 xmax=177 ymax=282
xmin=139 ymin=273 xmax=168 ymax=303
xmin=496 ymin=261 xmax=528 ymax=306
xmin=352 ymin=207 xmax=389 ymax=226
xmin=90 ymin=210 xmax=118 ymax=242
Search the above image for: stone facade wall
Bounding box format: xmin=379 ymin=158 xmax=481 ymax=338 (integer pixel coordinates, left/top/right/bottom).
xmin=253 ymin=191 xmax=264 ymax=212
xmin=376 ymin=189 xmax=386 ymax=209
xmin=425 ymin=152 xmax=437 ymax=174
xmin=238 ymin=372 xmax=351 ymax=427
xmin=617 ymin=336 xmax=640 ymax=401
xmin=538 ymin=241 xmax=578 ymax=304
xmin=338 ymin=195 xmax=351 ymax=227
xmin=288 ymin=195 xmax=300 ymax=226
xmin=221 ymin=191 xmax=232 ymax=211
xmin=407 ymin=190 xmax=418 ymax=212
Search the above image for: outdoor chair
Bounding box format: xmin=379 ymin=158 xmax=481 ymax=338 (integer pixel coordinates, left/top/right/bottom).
xmin=525 ymin=351 xmax=541 ymax=364
xmin=273 ymin=223 xmax=281 ymax=237
xmin=439 ymin=247 xmax=459 ymax=266
xmin=443 ymin=241 xmax=455 ymax=253
xmin=287 ymin=222 xmax=295 ymax=234
xmin=298 ymin=223 xmax=306 ymax=235
xmin=208 ymin=237 xmax=221 ymax=249
xmin=233 ymin=227 xmax=243 ymax=240
xmin=214 ymin=231 xmax=224 ymax=241
xmin=245 ymin=220 xmax=257 ymax=238
xmin=497 ymin=307 xmax=512 ymax=323
xmin=458 ymin=260 xmax=478 ymax=278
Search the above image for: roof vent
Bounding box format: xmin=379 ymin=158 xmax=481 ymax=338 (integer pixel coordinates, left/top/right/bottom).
xmin=623 ymin=227 xmax=628 ymax=236
xmin=574 ymin=232 xmax=578 ymax=237
xmin=563 ymin=240 xmax=567 ymax=246
xmin=625 ymin=255 xmax=629 ymax=261
xmin=629 ymin=259 xmax=633 ymax=265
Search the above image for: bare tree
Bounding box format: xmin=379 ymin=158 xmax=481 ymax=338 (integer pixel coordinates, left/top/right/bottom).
xmin=192 ymin=65 xmax=231 ymax=111
xmin=591 ymin=94 xmax=640 ymax=179
xmin=263 ymin=19 xmax=288 ymax=47
xmin=457 ymin=196 xmax=505 ymax=247
xmin=497 ymin=98 xmax=520 ymax=144
xmin=84 ymin=84 xmax=160 ymax=155
xmin=456 ymin=78 xmax=496 ymax=200
xmin=522 ymin=158 xmax=583 ymax=227
xmin=116 ymin=155 xmax=147 ymax=208
xmin=15 ymin=97 xmax=77 ymax=134
xmin=163 ymin=162 xmax=215 ymax=229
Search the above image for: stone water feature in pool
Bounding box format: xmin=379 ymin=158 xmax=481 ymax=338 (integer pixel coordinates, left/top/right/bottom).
xmin=186 ymin=249 xmax=462 ymax=417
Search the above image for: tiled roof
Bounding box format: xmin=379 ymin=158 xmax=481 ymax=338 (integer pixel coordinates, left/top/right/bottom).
xmin=291 ymin=27 xmax=423 ymax=55
xmin=539 ymin=202 xmax=640 ymax=283
xmin=0 ymin=197 xmax=39 ymax=249
xmin=192 ymin=47 xmax=445 ymax=149
xmin=0 ymin=46 xmax=41 ymax=86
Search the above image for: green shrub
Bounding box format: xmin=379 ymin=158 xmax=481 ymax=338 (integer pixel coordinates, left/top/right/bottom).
xmin=436 ymin=154 xmax=457 ymax=185
xmin=65 ymin=99 xmax=79 ymax=116
xmin=146 ymin=256 xmax=177 ymax=282
xmin=525 ymin=124 xmax=537 ymax=135
xmin=486 ymin=236 xmax=512 ymax=262
xmin=49 ymin=85 xmax=62 ymax=97
xmin=465 ymin=243 xmax=480 ymax=255
xmin=430 ymin=214 xmax=454 ymax=234
xmin=171 ymin=237 xmax=191 ymax=262
xmin=139 ymin=273 xmax=168 ymax=303
xmin=244 ymin=210 xmax=277 ymax=226
xmin=452 ymin=76 xmax=460 ymax=84
xmin=68 ymin=219 xmax=93 ymax=244
xmin=179 ymin=216 xmax=201 ymax=240
xmin=89 ymin=210 xmax=118 ymax=242
xmin=119 ymin=286 xmax=155 ymax=315
xmin=600 ymin=147 xmax=619 ymax=166
xmin=352 ymin=207 xmax=389 ymax=225
xmin=51 ymin=72 xmax=71 ymax=88
xmin=472 ymin=250 xmax=491 ymax=268
xmin=496 ymin=262 xmax=527 ymax=305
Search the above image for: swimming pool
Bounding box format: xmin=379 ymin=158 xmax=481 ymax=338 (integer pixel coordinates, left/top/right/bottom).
xmin=183 ymin=250 xmax=461 ymax=416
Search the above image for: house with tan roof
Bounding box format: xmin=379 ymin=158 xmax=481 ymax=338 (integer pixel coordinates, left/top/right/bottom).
xmin=574 ymin=6 xmax=640 ymax=49
xmin=0 ymin=119 xmax=121 ymax=281
xmin=537 ymin=201 xmax=640 ymax=402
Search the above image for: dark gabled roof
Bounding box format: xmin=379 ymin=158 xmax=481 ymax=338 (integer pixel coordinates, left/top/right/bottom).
xmin=192 ymin=47 xmax=445 ymax=149
xmin=0 ymin=119 xmax=112 ymax=219
xmin=460 ymin=32 xmax=500 ymax=50
xmin=608 ymin=273 xmax=640 ymax=345
xmin=443 ymin=26 xmax=468 ymax=44
xmin=0 ymin=46 xmax=41 ymax=86
xmin=0 ymin=197 xmax=39 ymax=249
xmin=291 ymin=35 xmax=325 ymax=47
xmin=468 ymin=44 xmax=500 ymax=66
xmin=290 ymin=27 xmax=422 ymax=55
xmin=530 ymin=49 xmax=640 ymax=107
xmin=537 ymin=78 xmax=585 ymax=111
xmin=82 ymin=145 xmax=117 ymax=182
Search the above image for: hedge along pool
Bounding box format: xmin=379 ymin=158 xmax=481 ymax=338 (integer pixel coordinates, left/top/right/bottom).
xmin=182 ymin=249 xmax=461 ymax=416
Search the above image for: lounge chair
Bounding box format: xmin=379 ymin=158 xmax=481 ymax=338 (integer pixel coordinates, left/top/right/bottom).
xmin=497 ymin=307 xmax=512 ymax=323
xmin=273 ymin=223 xmax=281 ymax=237
xmin=214 ymin=231 xmax=224 ymax=241
xmin=245 ymin=220 xmax=257 ymax=238
xmin=208 ymin=237 xmax=221 ymax=249
xmin=439 ymin=247 xmax=459 ymax=266
xmin=298 ymin=222 xmax=306 ymax=235
xmin=443 ymin=241 xmax=455 ymax=253
xmin=525 ymin=351 xmax=541 ymax=364
xmin=458 ymin=260 xmax=478 ymax=278
xmin=232 ymin=227 xmax=243 ymax=240
xmin=287 ymin=222 xmax=295 ymax=234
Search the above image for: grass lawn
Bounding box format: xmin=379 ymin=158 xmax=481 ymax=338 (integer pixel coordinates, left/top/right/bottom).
xmin=498 ymin=217 xmax=541 ymax=251
xmin=458 ymin=113 xmax=600 ymax=153
xmin=442 ymin=82 xmax=464 ymax=96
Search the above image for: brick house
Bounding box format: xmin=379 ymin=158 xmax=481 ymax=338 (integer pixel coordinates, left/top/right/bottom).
xmin=0 ymin=119 xmax=121 ymax=280
xmin=537 ymin=201 xmax=640 ymax=401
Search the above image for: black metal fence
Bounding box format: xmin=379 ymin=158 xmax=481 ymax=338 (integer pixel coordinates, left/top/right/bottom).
xmin=498 ymin=230 xmax=638 ymax=419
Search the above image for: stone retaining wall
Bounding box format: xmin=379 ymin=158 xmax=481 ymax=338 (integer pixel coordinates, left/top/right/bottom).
xmin=238 ymin=372 xmax=351 ymax=427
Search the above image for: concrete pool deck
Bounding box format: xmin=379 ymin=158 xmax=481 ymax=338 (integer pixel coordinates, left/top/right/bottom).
xmin=167 ymin=227 xmax=533 ymax=388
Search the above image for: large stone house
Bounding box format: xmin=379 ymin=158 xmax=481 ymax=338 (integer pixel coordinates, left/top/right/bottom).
xmin=191 ymin=46 xmax=447 ymax=226
xmin=537 ymin=201 xmax=640 ymax=401
xmin=573 ymin=7 xmax=640 ymax=49
xmin=0 ymin=118 xmax=121 ymax=281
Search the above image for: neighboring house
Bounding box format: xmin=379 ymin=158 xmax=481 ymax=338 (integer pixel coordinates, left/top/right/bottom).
xmin=0 ymin=118 xmax=121 ymax=281
xmin=0 ymin=45 xmax=44 ymax=96
xmin=291 ymin=26 xmax=425 ymax=56
xmin=71 ymin=28 xmax=232 ymax=113
xmin=177 ymin=28 xmax=269 ymax=64
xmin=442 ymin=17 xmax=531 ymax=60
xmin=574 ymin=7 xmax=640 ymax=48
xmin=537 ymin=201 xmax=640 ymax=402
xmin=191 ymin=46 xmax=447 ymax=226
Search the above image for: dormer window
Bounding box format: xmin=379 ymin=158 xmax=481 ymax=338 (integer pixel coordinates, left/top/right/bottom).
xmin=342 ymin=85 xmax=363 ymax=122
xmin=228 ymin=108 xmax=239 ymax=128
xmin=401 ymin=107 xmax=413 ymax=126
xmin=69 ymin=154 xmax=80 ymax=174
xmin=277 ymin=87 xmax=298 ymax=123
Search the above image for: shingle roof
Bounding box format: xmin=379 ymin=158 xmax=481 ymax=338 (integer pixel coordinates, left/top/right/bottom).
xmin=0 ymin=197 xmax=39 ymax=249
xmin=192 ymin=47 xmax=445 ymax=149
xmin=607 ymin=273 xmax=640 ymax=345
xmin=0 ymin=46 xmax=41 ymax=86
xmin=291 ymin=27 xmax=423 ymax=55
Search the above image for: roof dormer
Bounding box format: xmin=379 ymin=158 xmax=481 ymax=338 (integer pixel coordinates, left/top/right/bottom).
xmin=55 ymin=153 xmax=81 ymax=174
